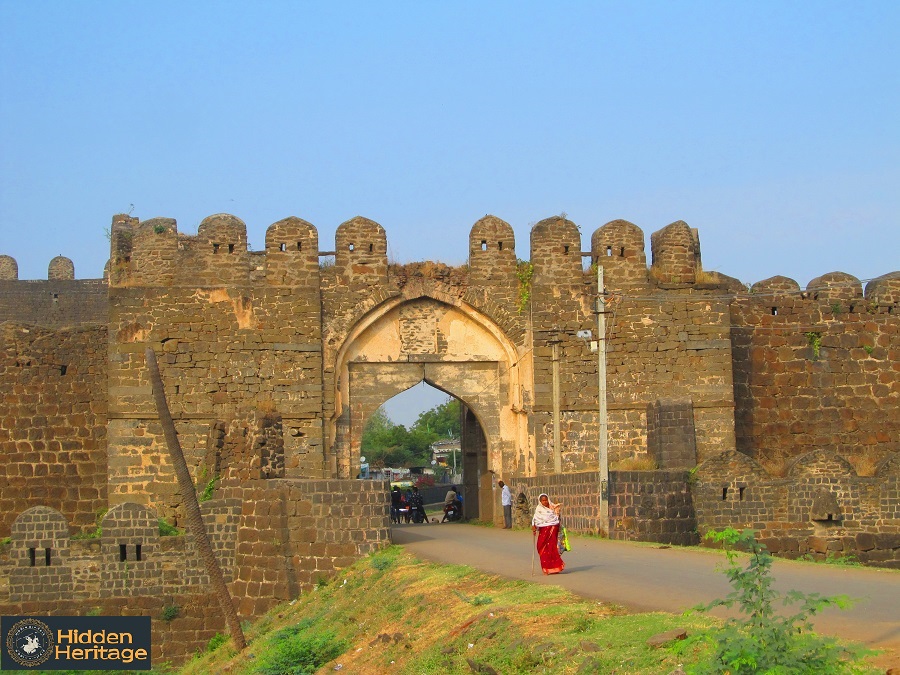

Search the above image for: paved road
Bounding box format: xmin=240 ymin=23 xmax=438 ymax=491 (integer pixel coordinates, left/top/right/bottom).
xmin=392 ymin=522 xmax=900 ymax=662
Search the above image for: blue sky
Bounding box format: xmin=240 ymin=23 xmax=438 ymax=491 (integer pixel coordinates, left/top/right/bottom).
xmin=2 ymin=1 xmax=898 ymax=424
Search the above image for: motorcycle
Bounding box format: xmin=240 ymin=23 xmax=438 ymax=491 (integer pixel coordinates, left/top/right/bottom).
xmin=442 ymin=500 xmax=462 ymax=522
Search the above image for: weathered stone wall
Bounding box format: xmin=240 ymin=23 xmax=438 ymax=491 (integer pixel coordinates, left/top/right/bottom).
xmin=597 ymin=294 xmax=736 ymax=467
xmin=514 ymin=453 xmax=899 ymax=566
xmin=731 ymin=272 xmax=900 ymax=469
xmin=5 ymin=212 xmax=894 ymax=499
xmin=513 ymin=471 xmax=608 ymax=534
xmin=693 ymin=450 xmax=900 ymax=567
xmin=107 ymin=279 xmax=324 ymax=516
xmin=2 ymin=211 xmax=898 ymax=663
xmin=608 ymin=470 xmax=698 ymax=545
xmin=647 ymin=399 xmax=698 ymax=469
xmin=512 ymin=470 xmax=698 ymax=546
xmin=0 ymin=323 xmax=108 ymax=536
xmin=0 ymin=280 xmax=108 ymax=328
xmin=0 ymin=479 xmax=390 ymax=664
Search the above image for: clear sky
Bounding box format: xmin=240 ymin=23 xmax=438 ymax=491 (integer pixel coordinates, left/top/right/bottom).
xmin=2 ymin=2 xmax=898 ymax=421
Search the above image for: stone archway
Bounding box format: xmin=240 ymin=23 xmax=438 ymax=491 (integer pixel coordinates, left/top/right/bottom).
xmin=329 ymin=292 xmax=531 ymax=521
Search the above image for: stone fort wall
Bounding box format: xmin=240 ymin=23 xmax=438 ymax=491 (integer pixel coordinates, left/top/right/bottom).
xmin=0 ymin=480 xmax=389 ymax=663
xmin=0 ymin=212 xmax=897 ymax=658
xmin=2 ymin=216 xmax=896 ymax=495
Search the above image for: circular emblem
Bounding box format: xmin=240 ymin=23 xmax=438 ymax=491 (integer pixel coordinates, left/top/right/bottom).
xmin=6 ymin=618 xmax=54 ymax=667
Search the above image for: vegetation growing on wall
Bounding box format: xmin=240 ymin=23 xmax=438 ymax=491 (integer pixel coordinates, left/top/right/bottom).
xmin=805 ymin=331 xmax=823 ymax=360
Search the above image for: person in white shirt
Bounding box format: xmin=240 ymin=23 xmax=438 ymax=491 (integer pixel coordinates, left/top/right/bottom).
xmin=499 ymin=480 xmax=512 ymax=529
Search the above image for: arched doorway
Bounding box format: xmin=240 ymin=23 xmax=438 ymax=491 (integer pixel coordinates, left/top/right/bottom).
xmin=328 ymin=293 xmax=530 ymax=522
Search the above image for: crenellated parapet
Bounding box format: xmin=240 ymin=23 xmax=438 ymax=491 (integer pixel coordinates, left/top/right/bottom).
xmin=746 ymin=271 xmax=899 ymax=309
xmin=650 ymin=220 xmax=700 ymax=284
xmin=590 ymin=219 xmax=648 ymax=288
xmin=529 ymin=215 xmax=582 ymax=284
xmin=0 ymin=255 xmax=17 ymax=280
xmin=806 ymin=271 xmax=863 ymax=302
xmin=864 ymin=271 xmax=900 ymax=306
xmin=335 ymin=216 xmax=388 ymax=289
xmin=48 ymin=255 xmax=75 ymax=280
xmin=750 ymin=275 xmax=802 ymax=295
xmin=264 ymin=216 xmax=320 ymax=288
xmin=469 ymin=214 xmax=517 ymax=286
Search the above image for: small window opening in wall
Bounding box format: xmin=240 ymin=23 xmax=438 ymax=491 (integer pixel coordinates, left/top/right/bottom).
xmin=213 ymin=244 xmax=220 ymax=254
xmin=52 ymin=293 xmax=59 ymax=303
xmin=564 ymin=245 xmax=570 ymax=254
xmin=28 ymin=548 xmax=36 ymax=567
xmin=297 ymin=241 xmax=302 ymax=251
xmin=119 ymin=544 xmax=127 ymax=562
xmin=349 ymin=243 xmax=355 ymax=252
xmin=45 ymin=548 xmax=51 ymax=566
xmin=135 ymin=544 xmax=142 ymax=561
xmin=174 ymin=385 xmax=180 ymax=394
xmin=369 ymin=243 xmax=373 ymax=252
xmin=498 ymin=241 xmax=503 ymax=251
xmin=59 ymin=365 xmax=67 ymax=376
xmin=771 ymin=307 xmax=778 ymax=315
xmin=826 ymin=513 xmax=834 ymax=522
xmin=481 ymin=240 xmax=487 ymax=251
xmin=606 ymin=246 xmax=612 ymax=257
xmin=620 ymin=246 xmax=625 ymax=257
xmin=849 ymin=304 xmax=855 ymax=313
xmin=739 ymin=487 xmax=745 ymax=501
xmin=722 ymin=487 xmax=728 ymax=500
xmin=279 ymin=243 xmax=286 ymax=252
xmin=228 ymin=244 xmax=235 ymax=254
xmin=124 ymin=256 xmax=131 ymax=263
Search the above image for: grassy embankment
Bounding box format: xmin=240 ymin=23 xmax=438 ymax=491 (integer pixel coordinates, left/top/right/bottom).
xmin=181 ymin=544 xmax=712 ymax=674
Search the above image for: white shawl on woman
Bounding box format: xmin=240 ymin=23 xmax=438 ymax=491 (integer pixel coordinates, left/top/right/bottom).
xmin=531 ymin=493 xmax=560 ymax=528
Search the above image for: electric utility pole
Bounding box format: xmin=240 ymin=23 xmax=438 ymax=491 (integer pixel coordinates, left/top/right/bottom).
xmin=597 ymin=266 xmax=609 ymax=534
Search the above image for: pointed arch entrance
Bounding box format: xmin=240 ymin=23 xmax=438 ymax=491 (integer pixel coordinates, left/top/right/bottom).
xmin=329 ymin=292 xmax=530 ymax=522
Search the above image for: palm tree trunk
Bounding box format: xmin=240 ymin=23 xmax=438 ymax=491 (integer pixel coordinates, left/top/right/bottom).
xmin=145 ymin=347 xmax=247 ymax=651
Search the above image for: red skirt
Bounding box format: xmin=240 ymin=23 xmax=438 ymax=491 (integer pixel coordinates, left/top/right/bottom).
xmin=536 ymin=523 xmax=565 ymax=575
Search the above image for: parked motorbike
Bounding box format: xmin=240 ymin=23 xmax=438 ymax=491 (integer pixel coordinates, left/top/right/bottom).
xmin=442 ymin=501 xmax=462 ymax=522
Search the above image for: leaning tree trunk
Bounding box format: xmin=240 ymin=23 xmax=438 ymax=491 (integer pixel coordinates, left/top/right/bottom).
xmin=145 ymin=347 xmax=247 ymax=651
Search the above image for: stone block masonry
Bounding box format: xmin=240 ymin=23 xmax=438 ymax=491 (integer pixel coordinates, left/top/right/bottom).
xmin=513 ymin=471 xmax=698 ymax=546
xmin=0 ymin=478 xmax=391 ymax=664
xmin=0 ymin=211 xmax=897 ymax=657
xmin=0 ymin=323 xmax=108 ymax=535
xmin=693 ymin=449 xmax=900 ymax=567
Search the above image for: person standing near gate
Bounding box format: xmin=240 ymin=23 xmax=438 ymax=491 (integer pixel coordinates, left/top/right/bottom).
xmin=499 ymin=480 xmax=512 ymax=529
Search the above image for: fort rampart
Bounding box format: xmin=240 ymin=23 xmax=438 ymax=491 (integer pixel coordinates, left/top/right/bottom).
xmin=0 ymin=213 xmax=897 ymax=660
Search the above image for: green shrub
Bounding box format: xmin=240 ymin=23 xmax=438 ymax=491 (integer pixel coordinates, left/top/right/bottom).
xmin=205 ymin=632 xmax=229 ymax=652
xmin=161 ymin=604 xmax=180 ymax=622
xmin=254 ymin=624 xmax=348 ymax=675
xmin=158 ymin=518 xmax=183 ymax=536
xmin=681 ymin=528 xmax=875 ymax=674
xmin=198 ymin=475 xmax=219 ymax=502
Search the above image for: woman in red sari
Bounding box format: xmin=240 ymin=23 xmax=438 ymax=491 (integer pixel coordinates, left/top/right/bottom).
xmin=531 ymin=493 xmax=565 ymax=575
